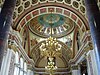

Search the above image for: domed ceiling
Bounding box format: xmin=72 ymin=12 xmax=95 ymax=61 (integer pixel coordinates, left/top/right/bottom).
xmin=29 ymin=13 xmax=75 ymax=38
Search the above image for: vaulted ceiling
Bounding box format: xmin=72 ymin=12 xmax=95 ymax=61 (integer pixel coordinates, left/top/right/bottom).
xmin=0 ymin=0 xmax=100 ymax=74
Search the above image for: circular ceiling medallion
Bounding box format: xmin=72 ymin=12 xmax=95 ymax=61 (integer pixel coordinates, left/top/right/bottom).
xmin=29 ymin=13 xmax=75 ymax=38
xmin=38 ymin=14 xmax=64 ymax=27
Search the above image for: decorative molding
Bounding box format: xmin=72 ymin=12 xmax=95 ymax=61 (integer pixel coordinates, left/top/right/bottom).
xmin=13 ymin=2 xmax=89 ymax=31
xmin=69 ymin=40 xmax=93 ymax=64
xmin=8 ymin=31 xmax=35 ymax=67
xmin=34 ymin=67 xmax=71 ymax=74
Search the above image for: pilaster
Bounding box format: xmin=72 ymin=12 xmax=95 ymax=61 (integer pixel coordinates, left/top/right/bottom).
xmin=86 ymin=50 xmax=99 ymax=75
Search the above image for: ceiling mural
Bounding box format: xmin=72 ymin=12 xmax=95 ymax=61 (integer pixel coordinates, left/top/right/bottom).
xmin=38 ymin=14 xmax=64 ymax=28
xmin=29 ymin=13 xmax=75 ymax=38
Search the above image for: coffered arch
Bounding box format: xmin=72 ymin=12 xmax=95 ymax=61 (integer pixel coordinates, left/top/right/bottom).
xmin=13 ymin=1 xmax=89 ymax=32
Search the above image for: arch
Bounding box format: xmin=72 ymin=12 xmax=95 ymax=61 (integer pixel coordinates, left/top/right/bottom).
xmin=13 ymin=2 xmax=89 ymax=31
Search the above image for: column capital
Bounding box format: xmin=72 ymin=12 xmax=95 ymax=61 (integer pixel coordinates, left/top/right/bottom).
xmin=71 ymin=65 xmax=79 ymax=70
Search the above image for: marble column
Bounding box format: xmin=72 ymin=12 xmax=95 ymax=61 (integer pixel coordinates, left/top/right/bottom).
xmin=85 ymin=0 xmax=100 ymax=74
xmin=86 ymin=50 xmax=99 ymax=75
xmin=0 ymin=49 xmax=15 ymax=75
xmin=0 ymin=0 xmax=16 ymax=69
xmin=71 ymin=65 xmax=81 ymax=75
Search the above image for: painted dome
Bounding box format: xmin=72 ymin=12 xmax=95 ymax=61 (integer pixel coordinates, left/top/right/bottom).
xmin=29 ymin=13 xmax=75 ymax=38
